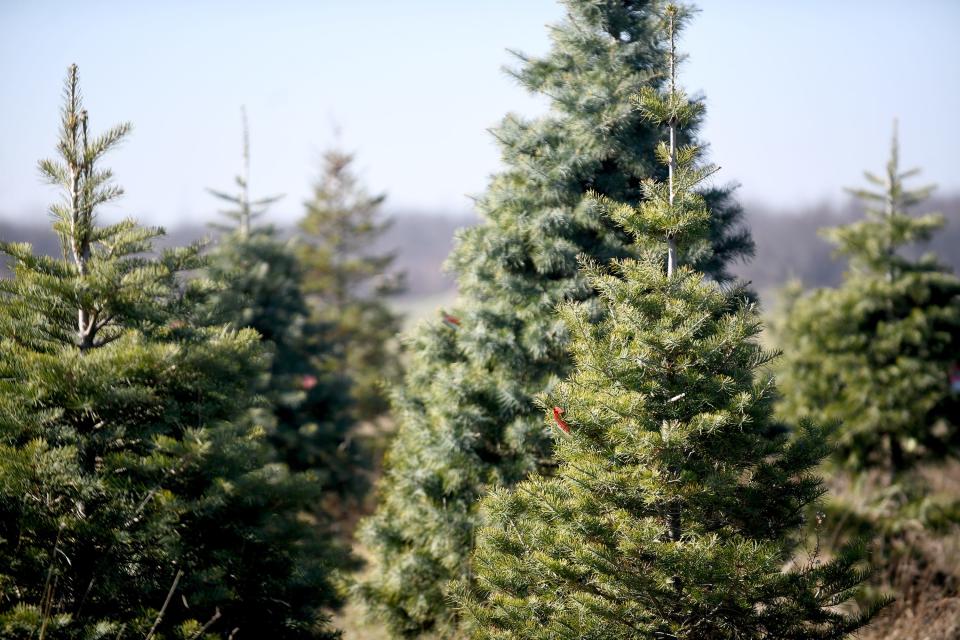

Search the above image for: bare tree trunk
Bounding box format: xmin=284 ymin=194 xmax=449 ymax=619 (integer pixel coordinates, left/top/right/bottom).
xmin=665 ymin=9 xmax=683 ymax=597
xmin=889 ymin=434 xmax=905 ymax=483
xmin=666 ymin=10 xmax=678 ymax=280
xmin=67 ymin=95 xmax=94 ymax=349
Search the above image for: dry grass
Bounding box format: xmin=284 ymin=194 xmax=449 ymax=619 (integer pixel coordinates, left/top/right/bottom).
xmin=332 ymin=597 xmax=391 ymax=640
xmin=826 ymin=461 xmax=960 ymax=640
xmin=858 ymin=530 xmax=960 ymax=640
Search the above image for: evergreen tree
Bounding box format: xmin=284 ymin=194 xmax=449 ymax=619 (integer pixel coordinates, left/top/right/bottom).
xmin=298 ymin=146 xmax=405 ymax=423
xmin=454 ymin=8 xmax=880 ymax=637
xmin=0 ymin=66 xmax=342 ymax=639
xmin=776 ymin=123 xmax=960 ymax=476
xmin=357 ymin=1 xmax=754 ymax=635
xmin=203 ymin=113 xmax=356 ymax=493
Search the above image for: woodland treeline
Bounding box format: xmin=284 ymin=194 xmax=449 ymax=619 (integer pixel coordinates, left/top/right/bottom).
xmin=5 ymin=199 xmax=959 ymax=306
xmin=1 ymin=2 xmax=958 ymax=640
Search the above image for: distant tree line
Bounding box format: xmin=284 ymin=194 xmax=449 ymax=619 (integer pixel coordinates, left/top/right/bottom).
xmin=5 ymin=198 xmax=957 ymax=310
xmin=735 ymin=194 xmax=960 ymax=302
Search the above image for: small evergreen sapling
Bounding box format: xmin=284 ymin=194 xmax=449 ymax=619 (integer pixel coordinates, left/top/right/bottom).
xmin=776 ymin=123 xmax=960 ymax=476
xmin=455 ymin=8 xmax=882 ymax=638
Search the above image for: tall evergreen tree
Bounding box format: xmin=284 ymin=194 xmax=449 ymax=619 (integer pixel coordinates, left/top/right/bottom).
xmin=455 ymin=8 xmax=880 ymax=636
xmin=203 ymin=113 xmax=356 ymax=493
xmin=357 ymin=1 xmax=753 ymax=635
xmin=776 ymin=123 xmax=960 ymax=476
xmin=0 ymin=66 xmax=342 ymax=639
xmin=298 ymin=146 xmax=405 ymax=423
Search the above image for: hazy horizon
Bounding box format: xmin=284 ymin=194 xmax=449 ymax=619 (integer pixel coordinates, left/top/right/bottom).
xmin=1 ymin=0 xmax=958 ymax=226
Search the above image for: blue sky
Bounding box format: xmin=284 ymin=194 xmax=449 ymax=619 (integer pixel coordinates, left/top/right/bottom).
xmin=1 ymin=0 xmax=958 ymax=225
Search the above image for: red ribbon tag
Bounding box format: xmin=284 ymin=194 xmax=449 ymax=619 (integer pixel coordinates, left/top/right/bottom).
xmin=552 ymin=407 xmax=571 ymax=435
xmin=442 ymin=311 xmax=461 ymax=329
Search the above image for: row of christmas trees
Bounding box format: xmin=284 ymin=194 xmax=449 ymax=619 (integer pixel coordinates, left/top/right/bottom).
xmin=354 ymin=1 xmax=959 ymax=639
xmin=0 ymin=66 xmax=404 ymax=637
xmin=2 ymin=0 xmax=958 ymax=638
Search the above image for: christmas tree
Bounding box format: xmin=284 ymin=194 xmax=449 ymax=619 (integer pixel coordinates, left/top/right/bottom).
xmin=203 ymin=113 xmax=356 ymax=493
xmin=776 ymin=123 xmax=960 ymax=477
xmin=0 ymin=66 xmax=342 ymax=639
xmin=297 ymin=145 xmax=405 ymax=423
xmin=357 ymin=1 xmax=754 ymax=635
xmin=454 ymin=8 xmax=880 ymax=637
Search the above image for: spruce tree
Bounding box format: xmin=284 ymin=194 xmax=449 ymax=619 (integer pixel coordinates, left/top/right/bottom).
xmin=357 ymin=1 xmax=754 ymax=635
xmin=297 ymin=146 xmax=405 ymax=423
xmin=454 ymin=8 xmax=880 ymax=637
xmin=776 ymin=123 xmax=960 ymax=476
xmin=0 ymin=66 xmax=342 ymax=639
xmin=203 ymin=113 xmax=356 ymax=491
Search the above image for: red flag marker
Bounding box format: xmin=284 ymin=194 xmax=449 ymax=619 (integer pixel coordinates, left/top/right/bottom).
xmin=552 ymin=407 xmax=571 ymax=435
xmin=442 ymin=311 xmax=461 ymax=330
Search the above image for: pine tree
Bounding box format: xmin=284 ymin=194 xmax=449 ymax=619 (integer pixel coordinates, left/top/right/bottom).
xmin=357 ymin=1 xmax=754 ymax=635
xmin=0 ymin=66 xmax=342 ymax=639
xmin=776 ymin=123 xmax=960 ymax=477
xmin=203 ymin=113 xmax=356 ymax=492
xmin=297 ymin=146 xmax=405 ymax=423
xmin=454 ymin=8 xmax=880 ymax=637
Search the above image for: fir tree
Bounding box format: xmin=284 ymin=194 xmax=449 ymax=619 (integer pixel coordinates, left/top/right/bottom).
xmin=776 ymin=123 xmax=960 ymax=477
xmin=203 ymin=113 xmax=356 ymax=492
xmin=0 ymin=66 xmax=342 ymax=639
xmin=454 ymin=8 xmax=880 ymax=637
xmin=357 ymin=1 xmax=754 ymax=635
xmin=298 ymin=146 xmax=405 ymax=423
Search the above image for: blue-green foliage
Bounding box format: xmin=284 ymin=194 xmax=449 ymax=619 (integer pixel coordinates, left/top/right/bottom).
xmin=357 ymin=1 xmax=754 ymax=636
xmin=455 ymin=8 xmax=880 ymax=636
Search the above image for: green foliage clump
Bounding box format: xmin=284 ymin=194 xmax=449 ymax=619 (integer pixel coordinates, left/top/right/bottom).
xmin=457 ymin=258 xmax=877 ymax=637
xmin=298 ymin=147 xmax=405 ymax=423
xmin=455 ymin=9 xmax=880 ymax=637
xmin=0 ymin=66 xmax=342 ymax=639
xmin=776 ymin=124 xmax=960 ymax=476
xmin=357 ymin=1 xmax=754 ymax=636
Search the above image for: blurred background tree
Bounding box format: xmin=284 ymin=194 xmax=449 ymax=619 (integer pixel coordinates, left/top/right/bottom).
xmin=773 ymin=124 xmax=960 ymax=640
xmin=776 ymin=123 xmax=960 ymax=477
xmin=202 ymin=112 xmax=360 ymax=507
xmin=298 ymin=145 xmax=406 ymax=424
